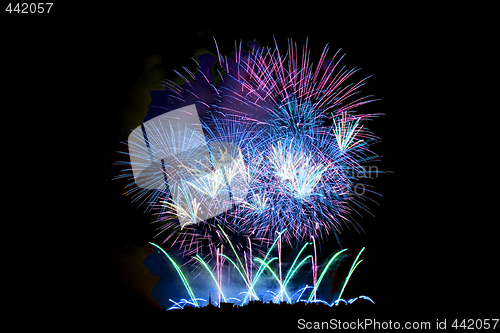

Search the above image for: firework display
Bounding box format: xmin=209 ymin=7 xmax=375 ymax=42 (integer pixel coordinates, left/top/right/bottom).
xmin=116 ymin=38 xmax=381 ymax=309
xmin=117 ymin=38 xmax=379 ymax=246
xmin=148 ymin=231 xmax=373 ymax=310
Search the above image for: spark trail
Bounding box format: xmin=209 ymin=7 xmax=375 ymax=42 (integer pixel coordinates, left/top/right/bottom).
xmin=148 ymin=235 xmax=371 ymax=309
xmin=118 ymin=39 xmax=382 ymax=312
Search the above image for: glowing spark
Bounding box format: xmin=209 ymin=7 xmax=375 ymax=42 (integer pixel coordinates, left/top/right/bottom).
xmin=333 ymin=112 xmax=364 ymax=152
xmin=193 ymin=255 xmax=227 ymax=303
xmin=337 ymin=247 xmax=365 ymax=302
xmin=308 ymin=248 xmax=348 ymax=301
xmin=253 ymin=257 xmax=290 ymax=301
xmin=149 ymin=242 xmax=198 ymax=307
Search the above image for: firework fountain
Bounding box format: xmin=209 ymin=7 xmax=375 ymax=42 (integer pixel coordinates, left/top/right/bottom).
xmin=116 ymin=38 xmax=381 ymax=310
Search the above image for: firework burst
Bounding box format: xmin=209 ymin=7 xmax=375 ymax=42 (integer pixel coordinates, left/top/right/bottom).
xmin=116 ymin=38 xmax=381 ymax=255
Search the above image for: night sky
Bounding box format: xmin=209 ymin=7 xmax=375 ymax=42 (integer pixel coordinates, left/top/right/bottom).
xmin=96 ymin=7 xmax=497 ymax=324
xmin=5 ymin=3 xmax=495 ymax=328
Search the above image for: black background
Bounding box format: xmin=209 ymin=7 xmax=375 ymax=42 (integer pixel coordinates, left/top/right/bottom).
xmin=3 ymin=2 xmax=496 ymax=329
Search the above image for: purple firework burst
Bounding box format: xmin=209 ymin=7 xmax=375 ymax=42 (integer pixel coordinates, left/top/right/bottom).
xmin=116 ymin=38 xmax=381 ymax=255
